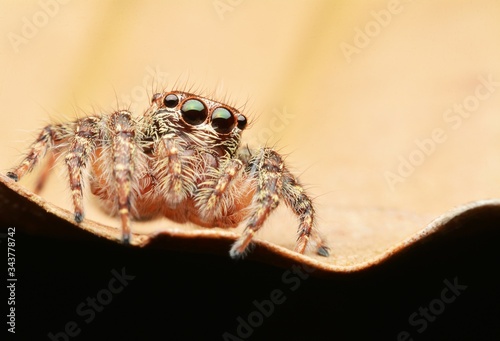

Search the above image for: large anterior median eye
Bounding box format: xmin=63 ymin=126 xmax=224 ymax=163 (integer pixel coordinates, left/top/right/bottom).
xmin=180 ymin=99 xmax=207 ymax=125
xmin=211 ymin=107 xmax=235 ymax=134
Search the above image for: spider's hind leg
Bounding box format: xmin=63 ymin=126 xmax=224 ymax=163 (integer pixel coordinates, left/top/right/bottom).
xmin=6 ymin=119 xmax=100 ymax=225
xmin=33 ymin=152 xmax=57 ymax=194
xmin=7 ymin=124 xmax=64 ymax=182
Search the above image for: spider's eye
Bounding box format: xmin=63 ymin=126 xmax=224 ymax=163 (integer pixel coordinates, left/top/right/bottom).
xmin=164 ymin=94 xmax=179 ymax=108
xmin=211 ymin=107 xmax=235 ymax=134
xmin=151 ymin=93 xmax=163 ymax=103
xmin=237 ymin=114 xmax=247 ymax=130
xmin=180 ymin=99 xmax=207 ymax=125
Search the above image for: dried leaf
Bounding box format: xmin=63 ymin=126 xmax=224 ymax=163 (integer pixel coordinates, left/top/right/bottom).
xmin=2 ymin=174 xmax=499 ymax=277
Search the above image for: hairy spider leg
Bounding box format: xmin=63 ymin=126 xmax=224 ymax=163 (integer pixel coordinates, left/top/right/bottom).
xmin=155 ymin=137 xmax=190 ymax=205
xmin=196 ymin=158 xmax=244 ymax=222
xmin=281 ymin=167 xmax=329 ymax=256
xmin=230 ymin=148 xmax=282 ymax=258
xmin=230 ymin=148 xmax=329 ymax=258
xmin=7 ymin=125 xmax=61 ymax=182
xmin=149 ymin=109 xmax=195 ymax=208
xmin=8 ymin=114 xmax=139 ymax=243
xmin=109 ymin=111 xmax=138 ymax=244
xmin=64 ymin=117 xmax=100 ymax=223
xmin=33 ymin=152 xmax=56 ymax=194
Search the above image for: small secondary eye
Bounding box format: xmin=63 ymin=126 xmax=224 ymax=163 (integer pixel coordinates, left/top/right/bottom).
xmin=151 ymin=93 xmax=163 ymax=103
xmin=211 ymin=107 xmax=235 ymax=134
xmin=237 ymin=115 xmax=247 ymax=130
xmin=181 ymin=99 xmax=207 ymax=125
xmin=163 ymin=94 xmax=179 ymax=108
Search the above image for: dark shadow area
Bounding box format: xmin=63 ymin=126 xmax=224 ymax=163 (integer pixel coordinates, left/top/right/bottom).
xmin=2 ymin=207 xmax=500 ymax=341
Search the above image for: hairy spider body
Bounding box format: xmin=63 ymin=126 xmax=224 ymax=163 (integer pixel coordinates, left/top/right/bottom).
xmin=7 ymin=91 xmax=329 ymax=258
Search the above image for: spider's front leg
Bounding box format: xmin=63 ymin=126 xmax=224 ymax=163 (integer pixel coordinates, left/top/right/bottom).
xmin=230 ymin=147 xmax=329 ymax=258
xmin=107 ymin=111 xmax=140 ymax=244
xmin=64 ymin=117 xmax=101 ymax=223
xmin=195 ymin=156 xmax=245 ymax=224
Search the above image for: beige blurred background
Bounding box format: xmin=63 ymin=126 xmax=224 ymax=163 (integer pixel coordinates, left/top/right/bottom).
xmin=1 ymin=0 xmax=500 ymax=235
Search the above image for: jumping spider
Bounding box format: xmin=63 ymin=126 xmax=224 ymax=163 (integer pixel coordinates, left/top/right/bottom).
xmin=6 ymin=90 xmax=329 ymax=258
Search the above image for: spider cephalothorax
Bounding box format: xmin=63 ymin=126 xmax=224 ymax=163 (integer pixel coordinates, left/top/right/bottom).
xmin=7 ymin=90 xmax=329 ymax=258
